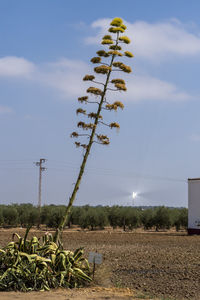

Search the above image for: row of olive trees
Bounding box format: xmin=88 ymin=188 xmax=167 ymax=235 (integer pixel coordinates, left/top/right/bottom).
xmin=0 ymin=204 xmax=187 ymax=231
xmin=141 ymin=206 xmax=188 ymax=231
xmin=0 ymin=204 xmax=38 ymax=227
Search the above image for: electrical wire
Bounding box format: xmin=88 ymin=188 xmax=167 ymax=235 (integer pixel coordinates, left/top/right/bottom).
xmin=0 ymin=159 xmax=186 ymax=183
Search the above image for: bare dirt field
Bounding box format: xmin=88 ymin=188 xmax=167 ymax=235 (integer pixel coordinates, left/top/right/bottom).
xmin=0 ymin=228 xmax=200 ymax=300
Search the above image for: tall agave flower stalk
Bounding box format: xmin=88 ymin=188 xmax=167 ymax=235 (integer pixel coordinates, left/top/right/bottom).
xmin=55 ymin=17 xmax=133 ymax=241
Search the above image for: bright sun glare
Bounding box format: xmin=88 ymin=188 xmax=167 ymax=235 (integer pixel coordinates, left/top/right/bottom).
xmin=132 ymin=192 xmax=137 ymax=199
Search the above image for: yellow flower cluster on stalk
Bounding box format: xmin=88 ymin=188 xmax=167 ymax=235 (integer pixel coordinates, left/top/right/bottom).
xmin=87 ymin=87 xmax=103 ymax=96
xmin=54 ymin=17 xmax=134 ymax=246
xmin=83 ymin=75 xmax=95 ymax=81
xmin=106 ymin=101 xmax=124 ymax=111
xmin=70 ymin=17 xmax=133 ymax=150
xmin=76 ymin=108 xmax=86 ymax=115
xmin=90 ymin=57 xmax=101 ymax=63
xmin=94 ymin=65 xmax=111 ymax=74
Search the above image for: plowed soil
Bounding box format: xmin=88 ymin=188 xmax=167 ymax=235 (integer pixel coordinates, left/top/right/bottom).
xmin=0 ymin=228 xmax=200 ymax=300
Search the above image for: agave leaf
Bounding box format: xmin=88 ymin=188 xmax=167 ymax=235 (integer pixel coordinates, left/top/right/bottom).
xmin=18 ymin=252 xmax=34 ymax=263
xmin=17 ymin=238 xmax=24 ymax=251
xmin=73 ymin=267 xmax=92 ymax=281
xmin=12 ymin=233 xmax=21 ymax=241
xmin=23 ymin=225 xmax=32 ymax=252
xmin=59 ymin=272 xmax=65 ymax=286
xmin=29 ymin=254 xmax=38 ymax=259
xmin=73 ymin=247 xmax=83 ymax=257
xmin=59 ymin=250 xmax=73 ymax=257
xmin=30 ymin=236 xmax=39 ymax=244
xmin=73 ymin=248 xmax=84 ymax=262
xmin=5 ymin=242 xmax=15 ymax=249
xmin=36 ymin=256 xmax=51 ymax=263
xmin=43 ymin=284 xmax=50 ymax=291
xmin=50 ymin=254 xmax=56 ymax=266
xmin=0 ymin=267 xmax=12 ymax=281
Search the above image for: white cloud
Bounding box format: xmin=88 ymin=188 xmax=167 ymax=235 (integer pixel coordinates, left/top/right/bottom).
xmin=0 ymin=19 xmax=198 ymax=103
xmin=0 ymin=56 xmax=90 ymax=98
xmin=36 ymin=58 xmax=90 ymax=98
xmin=190 ymin=133 xmax=200 ymax=142
xmin=0 ymin=56 xmax=193 ymax=102
xmin=0 ymin=56 xmax=35 ymax=77
xmin=86 ymin=18 xmax=200 ymax=61
xmin=0 ymin=105 xmax=13 ymax=114
xmin=125 ymin=75 xmax=192 ymax=102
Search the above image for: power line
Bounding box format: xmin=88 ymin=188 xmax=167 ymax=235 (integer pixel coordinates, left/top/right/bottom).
xmin=0 ymin=159 xmax=37 ymax=162
xmin=46 ymin=166 xmax=186 ymax=183
xmin=0 ymin=159 xmax=186 ymax=183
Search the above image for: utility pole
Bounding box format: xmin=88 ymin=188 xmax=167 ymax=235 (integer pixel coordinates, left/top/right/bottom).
xmin=34 ymin=158 xmax=47 ymax=228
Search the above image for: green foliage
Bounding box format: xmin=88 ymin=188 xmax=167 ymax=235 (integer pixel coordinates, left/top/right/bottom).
xmin=79 ymin=206 xmax=108 ymax=230
xmin=178 ymin=208 xmax=188 ymax=229
xmin=0 ymin=209 xmax=4 ymax=226
xmin=141 ymin=209 xmax=155 ymax=230
xmin=40 ymin=205 xmax=67 ymax=229
xmin=15 ymin=204 xmax=39 ymax=227
xmin=47 ymin=207 xmax=65 ymax=228
xmin=117 ymin=207 xmax=141 ymax=231
xmin=153 ymin=206 xmax=172 ymax=231
xmin=107 ymin=206 xmax=141 ymax=231
xmin=141 ymin=207 xmax=188 ymax=231
xmin=70 ymin=206 xmax=82 ymax=224
xmin=2 ymin=206 xmax=19 ymax=226
xmin=0 ymin=228 xmax=91 ymax=291
xmin=0 ymin=204 xmax=188 ymax=233
xmin=171 ymin=208 xmax=188 ymax=231
xmin=107 ymin=206 xmax=120 ymax=229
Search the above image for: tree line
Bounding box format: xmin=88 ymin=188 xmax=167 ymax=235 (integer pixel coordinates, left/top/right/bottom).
xmin=0 ymin=204 xmax=187 ymax=231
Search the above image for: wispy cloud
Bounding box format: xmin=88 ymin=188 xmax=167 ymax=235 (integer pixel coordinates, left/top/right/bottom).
xmin=125 ymin=75 xmax=192 ymax=102
xmin=86 ymin=18 xmax=200 ymax=61
xmin=0 ymin=56 xmax=89 ymax=98
xmin=190 ymin=133 xmax=200 ymax=142
xmin=0 ymin=55 xmax=193 ymax=102
xmin=0 ymin=56 xmax=35 ymax=77
xmin=36 ymin=58 xmax=90 ymax=98
xmin=0 ymin=105 xmax=13 ymax=114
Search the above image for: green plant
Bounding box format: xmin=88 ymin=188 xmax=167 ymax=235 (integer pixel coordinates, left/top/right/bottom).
xmin=141 ymin=208 xmax=155 ymax=230
xmin=172 ymin=208 xmax=188 ymax=231
xmin=79 ymin=206 xmax=108 ymax=230
xmin=55 ymin=17 xmax=133 ymax=241
xmin=0 ymin=227 xmax=91 ymax=291
xmin=153 ymin=206 xmax=172 ymax=231
xmin=15 ymin=204 xmax=39 ymax=227
xmin=2 ymin=206 xmax=19 ymax=227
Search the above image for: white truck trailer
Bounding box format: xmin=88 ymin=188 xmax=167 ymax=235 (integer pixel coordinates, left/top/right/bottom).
xmin=188 ymin=178 xmax=200 ymax=234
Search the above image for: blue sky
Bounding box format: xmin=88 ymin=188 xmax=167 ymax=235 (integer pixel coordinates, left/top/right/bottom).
xmin=1 ymin=0 xmax=200 ymax=207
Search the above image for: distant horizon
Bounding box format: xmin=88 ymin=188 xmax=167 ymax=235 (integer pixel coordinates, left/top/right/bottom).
xmin=0 ymin=202 xmax=188 ymax=209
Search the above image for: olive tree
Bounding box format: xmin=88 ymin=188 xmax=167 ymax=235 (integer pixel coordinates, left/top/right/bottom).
xmin=55 ymin=17 xmax=133 ymax=241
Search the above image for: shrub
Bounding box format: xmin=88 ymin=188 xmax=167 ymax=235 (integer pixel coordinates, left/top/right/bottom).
xmin=2 ymin=206 xmax=19 ymax=227
xmin=0 ymin=228 xmax=91 ymax=291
